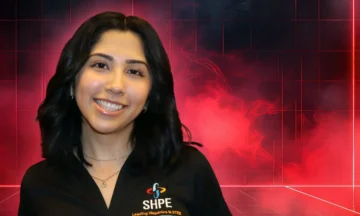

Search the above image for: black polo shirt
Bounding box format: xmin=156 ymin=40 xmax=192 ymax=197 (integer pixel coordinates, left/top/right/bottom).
xmin=18 ymin=146 xmax=232 ymax=216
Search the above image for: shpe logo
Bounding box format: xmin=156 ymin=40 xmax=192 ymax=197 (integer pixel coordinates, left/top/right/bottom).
xmin=143 ymin=183 xmax=172 ymax=210
xmin=146 ymin=183 xmax=166 ymax=199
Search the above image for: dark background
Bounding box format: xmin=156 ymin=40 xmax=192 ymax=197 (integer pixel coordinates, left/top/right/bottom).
xmin=0 ymin=0 xmax=359 ymax=215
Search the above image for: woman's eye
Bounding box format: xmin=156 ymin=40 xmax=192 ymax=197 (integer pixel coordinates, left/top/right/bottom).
xmin=127 ymin=69 xmax=143 ymax=77
xmin=91 ymin=62 xmax=109 ymax=70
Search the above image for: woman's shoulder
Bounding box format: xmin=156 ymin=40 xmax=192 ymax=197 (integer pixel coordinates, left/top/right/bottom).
xmin=20 ymin=159 xmax=62 ymax=188
xmin=180 ymin=145 xmax=207 ymax=162
xmin=176 ymin=145 xmax=214 ymax=174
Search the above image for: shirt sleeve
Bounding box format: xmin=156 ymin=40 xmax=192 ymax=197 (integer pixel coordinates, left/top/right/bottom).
xmin=194 ymin=151 xmax=232 ymax=215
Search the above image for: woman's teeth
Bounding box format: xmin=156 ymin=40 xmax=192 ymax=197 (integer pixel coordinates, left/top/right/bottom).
xmin=95 ymin=99 xmax=124 ymax=111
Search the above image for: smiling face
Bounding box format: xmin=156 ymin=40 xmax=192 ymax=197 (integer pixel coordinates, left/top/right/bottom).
xmin=74 ymin=30 xmax=151 ymax=134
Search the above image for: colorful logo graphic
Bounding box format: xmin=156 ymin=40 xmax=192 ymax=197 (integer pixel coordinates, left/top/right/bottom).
xmin=146 ymin=182 xmax=166 ymax=199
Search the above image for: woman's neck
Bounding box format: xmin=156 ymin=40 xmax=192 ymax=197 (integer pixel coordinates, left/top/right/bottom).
xmin=80 ymin=122 xmax=133 ymax=160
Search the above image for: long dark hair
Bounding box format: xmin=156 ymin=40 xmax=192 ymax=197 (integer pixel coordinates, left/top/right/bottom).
xmin=37 ymin=11 xmax=200 ymax=171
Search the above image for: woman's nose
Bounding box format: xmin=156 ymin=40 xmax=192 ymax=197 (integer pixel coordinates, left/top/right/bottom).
xmin=105 ymin=69 xmax=126 ymax=95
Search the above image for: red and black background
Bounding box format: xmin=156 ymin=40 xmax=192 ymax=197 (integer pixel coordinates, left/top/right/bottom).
xmin=0 ymin=0 xmax=360 ymax=215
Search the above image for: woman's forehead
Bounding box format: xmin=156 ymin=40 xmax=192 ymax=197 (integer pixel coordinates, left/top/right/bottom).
xmin=90 ymin=30 xmax=147 ymax=62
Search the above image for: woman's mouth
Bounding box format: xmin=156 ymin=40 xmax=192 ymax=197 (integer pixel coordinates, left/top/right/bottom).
xmin=94 ymin=99 xmax=125 ymax=112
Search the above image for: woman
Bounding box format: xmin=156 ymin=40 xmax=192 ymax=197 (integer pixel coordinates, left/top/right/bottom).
xmin=18 ymin=11 xmax=231 ymax=216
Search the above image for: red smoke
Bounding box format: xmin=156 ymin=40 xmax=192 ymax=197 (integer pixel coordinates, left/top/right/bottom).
xmin=257 ymin=113 xmax=360 ymax=215
xmin=172 ymin=50 xmax=359 ymax=214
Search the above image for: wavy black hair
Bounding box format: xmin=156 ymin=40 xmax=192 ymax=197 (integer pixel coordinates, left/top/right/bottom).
xmin=37 ymin=11 xmax=200 ymax=171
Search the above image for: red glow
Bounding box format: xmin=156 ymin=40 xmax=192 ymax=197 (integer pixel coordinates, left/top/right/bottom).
xmin=0 ymin=185 xmax=19 ymax=188
xmin=352 ymin=0 xmax=356 ymax=211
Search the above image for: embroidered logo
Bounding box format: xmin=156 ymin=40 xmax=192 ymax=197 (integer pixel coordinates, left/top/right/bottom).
xmin=146 ymin=182 xmax=167 ymax=199
xmin=132 ymin=182 xmax=183 ymax=216
xmin=142 ymin=182 xmax=172 ymax=210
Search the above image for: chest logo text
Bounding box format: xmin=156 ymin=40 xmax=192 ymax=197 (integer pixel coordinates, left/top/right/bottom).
xmin=143 ymin=182 xmax=172 ymax=210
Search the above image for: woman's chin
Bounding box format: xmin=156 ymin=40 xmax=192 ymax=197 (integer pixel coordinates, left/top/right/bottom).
xmin=84 ymin=117 xmax=133 ymax=135
xmin=94 ymin=128 xmax=117 ymax=135
xmin=89 ymin=123 xmax=123 ymax=135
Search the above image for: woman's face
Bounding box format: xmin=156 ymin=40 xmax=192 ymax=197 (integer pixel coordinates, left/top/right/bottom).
xmin=74 ymin=30 xmax=151 ymax=134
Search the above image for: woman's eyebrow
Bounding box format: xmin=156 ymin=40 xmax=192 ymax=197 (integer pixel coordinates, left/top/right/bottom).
xmin=125 ymin=59 xmax=149 ymax=70
xmin=88 ymin=53 xmax=114 ymax=61
xmin=88 ymin=53 xmax=149 ymax=70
